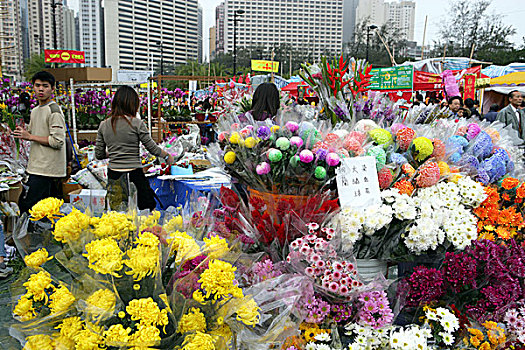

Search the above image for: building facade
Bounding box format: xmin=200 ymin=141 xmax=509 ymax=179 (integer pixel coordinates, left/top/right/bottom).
xmin=342 ymin=0 xmax=359 ymax=43
xmin=222 ymin=0 xmax=344 ymax=58
xmin=215 ymin=2 xmax=225 ymax=54
xmin=356 ymin=0 xmax=415 ymax=41
xmin=0 ymin=0 xmax=24 ymax=79
xmin=197 ymin=5 xmax=202 ymax=63
xmin=63 ymin=5 xmax=76 ymax=50
xmin=105 ymin=0 xmax=199 ymax=76
xmin=209 ymin=26 xmax=216 ymax=60
xmin=79 ymin=0 xmax=104 ymax=67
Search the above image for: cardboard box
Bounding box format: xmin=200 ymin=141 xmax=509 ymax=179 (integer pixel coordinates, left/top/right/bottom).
xmin=69 ymin=189 xmax=107 ymax=216
xmin=7 ymin=181 xmax=23 ymax=203
xmin=44 ymin=67 xmax=112 ymax=82
xmin=62 ymin=181 xmax=83 ymax=198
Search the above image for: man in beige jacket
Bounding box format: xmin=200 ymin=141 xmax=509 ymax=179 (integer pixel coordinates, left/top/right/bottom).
xmin=14 ymin=71 xmax=66 ymax=214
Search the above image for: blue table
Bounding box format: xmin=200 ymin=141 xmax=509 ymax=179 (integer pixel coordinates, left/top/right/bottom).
xmin=148 ymin=176 xmax=230 ymax=210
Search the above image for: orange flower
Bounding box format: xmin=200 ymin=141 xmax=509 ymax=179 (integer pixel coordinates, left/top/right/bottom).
xmin=502 ymin=193 xmax=511 ymax=202
xmin=393 ymin=179 xmax=414 ymax=196
xmin=517 ymin=183 xmax=525 ymax=198
xmin=478 ymin=231 xmax=495 ymax=241
xmin=502 ymin=177 xmax=519 ymax=190
xmin=495 ymin=227 xmax=513 ymax=240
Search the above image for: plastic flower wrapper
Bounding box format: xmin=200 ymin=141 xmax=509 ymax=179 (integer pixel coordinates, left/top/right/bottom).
xmin=459 ymin=320 xmax=507 ymax=350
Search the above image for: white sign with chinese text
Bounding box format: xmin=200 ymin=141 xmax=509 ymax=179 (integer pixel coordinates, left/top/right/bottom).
xmin=336 ymin=156 xmax=381 ymax=209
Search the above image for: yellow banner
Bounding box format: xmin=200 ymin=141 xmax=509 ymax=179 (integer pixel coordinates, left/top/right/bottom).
xmin=251 ymin=60 xmax=279 ymax=73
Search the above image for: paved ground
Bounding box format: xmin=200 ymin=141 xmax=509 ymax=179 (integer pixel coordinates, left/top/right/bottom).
xmin=0 ymin=259 xmax=23 ymax=350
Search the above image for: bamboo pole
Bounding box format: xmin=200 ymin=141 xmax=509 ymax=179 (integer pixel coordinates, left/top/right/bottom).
xmin=421 ymin=15 xmax=428 ymax=60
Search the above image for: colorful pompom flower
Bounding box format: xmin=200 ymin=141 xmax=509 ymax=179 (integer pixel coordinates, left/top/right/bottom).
xmin=412 ymin=137 xmax=434 ymax=162
xmin=396 ymin=127 xmax=416 ymax=152
xmin=415 ymin=161 xmax=440 ymax=188
xmin=377 ymin=167 xmax=393 ymax=189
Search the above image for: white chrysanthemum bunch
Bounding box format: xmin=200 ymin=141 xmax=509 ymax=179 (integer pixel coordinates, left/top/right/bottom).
xmin=344 ymin=323 xmax=392 ymax=350
xmin=457 ymin=176 xmax=487 ymax=207
xmin=424 ymin=307 xmax=460 ymax=346
xmin=442 ymin=205 xmax=478 ymax=250
xmin=389 ymin=325 xmax=432 ymax=350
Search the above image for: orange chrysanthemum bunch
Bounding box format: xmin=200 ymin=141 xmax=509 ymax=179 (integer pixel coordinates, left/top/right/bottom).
xmin=474 ymin=177 xmax=525 ymax=243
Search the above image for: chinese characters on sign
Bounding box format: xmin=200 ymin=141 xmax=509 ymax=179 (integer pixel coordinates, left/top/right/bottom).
xmin=369 ymin=66 xmax=414 ymax=90
xmin=44 ymin=50 xmax=86 ymax=64
xmin=336 ymin=156 xmax=381 ymax=209
xmin=251 ymin=60 xmax=280 ymax=73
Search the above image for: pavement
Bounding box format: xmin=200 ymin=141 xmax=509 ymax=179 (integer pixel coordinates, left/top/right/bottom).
xmin=0 ymin=262 xmax=23 ymax=350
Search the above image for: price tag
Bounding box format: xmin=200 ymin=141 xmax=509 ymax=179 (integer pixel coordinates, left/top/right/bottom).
xmin=336 ymin=156 xmax=381 ymax=209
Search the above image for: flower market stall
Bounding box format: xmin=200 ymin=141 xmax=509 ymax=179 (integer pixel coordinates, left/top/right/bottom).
xmin=3 ymin=54 xmax=525 ymax=350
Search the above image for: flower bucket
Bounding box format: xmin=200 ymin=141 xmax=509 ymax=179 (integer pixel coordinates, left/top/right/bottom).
xmin=356 ymin=259 xmax=388 ymax=282
xmin=247 ymin=187 xmax=310 ymax=224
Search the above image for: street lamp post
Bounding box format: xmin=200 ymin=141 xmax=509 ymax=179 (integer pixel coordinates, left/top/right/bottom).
xmin=233 ymin=9 xmax=245 ymax=76
xmin=366 ymin=24 xmax=378 ymax=62
xmin=51 ymin=0 xmax=62 ymax=50
xmin=157 ymin=41 xmax=164 ymax=76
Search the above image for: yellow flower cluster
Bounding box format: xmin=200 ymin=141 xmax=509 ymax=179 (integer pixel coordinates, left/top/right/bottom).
xmin=48 ymin=284 xmax=76 ymax=314
xmin=55 ymin=316 xmax=84 ymax=349
xmin=24 ymin=248 xmax=52 ymax=269
xmin=203 ymin=235 xmax=229 ymax=259
xmin=53 ymin=208 xmax=91 ymax=243
xmin=104 ymin=324 xmax=132 ymax=344
xmin=125 ymin=231 xmax=160 ymax=281
xmin=91 ymin=211 xmax=136 ymax=239
xmin=130 ymin=323 xmax=161 ymax=348
xmin=23 ymin=270 xmax=53 ymax=303
xmin=126 ymin=297 xmax=169 ymax=329
xmin=465 ymin=321 xmax=506 ymax=350
xmin=86 ymin=289 xmax=116 ymax=322
xmin=182 ymin=331 xmax=216 ymax=350
xmin=84 ymin=238 xmax=124 ymax=276
xmin=74 ymin=323 xmax=105 ymax=350
xmin=236 ymin=298 xmax=261 ymax=327
xmin=198 ymin=259 xmax=244 ymax=301
xmin=23 ymin=334 xmax=55 ymax=350
xmin=29 ymin=197 xmax=64 ymax=222
xmin=168 ymin=231 xmax=201 ymax=264
xmin=163 ymin=215 xmax=183 ymax=233
xmin=139 ymin=211 xmax=161 ymax=232
xmin=178 ymin=307 xmax=207 ymax=334
xmin=13 ymin=295 xmax=35 ymax=322
xmin=209 ymin=324 xmax=233 ymax=345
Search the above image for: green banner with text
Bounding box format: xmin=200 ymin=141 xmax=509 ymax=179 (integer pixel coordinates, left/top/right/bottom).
xmin=369 ymin=66 xmax=414 ymax=90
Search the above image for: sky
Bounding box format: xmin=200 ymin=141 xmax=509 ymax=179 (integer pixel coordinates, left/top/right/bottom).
xmin=68 ymin=0 xmax=524 ymax=60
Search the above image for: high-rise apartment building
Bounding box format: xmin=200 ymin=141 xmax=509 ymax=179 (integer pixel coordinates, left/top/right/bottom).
xmin=215 ymin=2 xmax=225 ymax=54
xmin=209 ymin=26 xmax=216 ymax=60
xmin=342 ymin=0 xmax=359 ymax=43
xmin=105 ymin=0 xmax=199 ymax=77
xmin=222 ymin=0 xmax=343 ymax=58
xmin=197 ymin=5 xmax=203 ymax=63
xmin=356 ymin=0 xmax=415 ymax=41
xmin=79 ymin=0 xmax=104 ymax=67
xmin=0 ymin=0 xmax=24 ymax=79
xmin=63 ymin=6 xmax=76 ymax=50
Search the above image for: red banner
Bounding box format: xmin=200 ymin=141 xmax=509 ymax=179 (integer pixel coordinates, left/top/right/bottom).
xmin=44 ymin=50 xmax=85 ymax=64
xmin=463 ymin=74 xmax=476 ymax=100
xmin=413 ymin=66 xmax=482 ymax=92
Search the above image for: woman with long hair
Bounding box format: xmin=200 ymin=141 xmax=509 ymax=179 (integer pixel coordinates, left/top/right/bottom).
xmin=95 ymin=85 xmax=174 ymax=211
xmin=251 ymin=82 xmax=280 ymax=121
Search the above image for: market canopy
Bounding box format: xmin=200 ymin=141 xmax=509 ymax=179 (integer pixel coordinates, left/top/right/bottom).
xmin=489 ymin=72 xmax=525 ymax=86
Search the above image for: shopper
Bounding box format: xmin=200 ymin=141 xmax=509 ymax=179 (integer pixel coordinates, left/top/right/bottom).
xmin=251 ymin=82 xmax=281 ymax=121
xmin=464 ymin=98 xmax=481 ymax=118
xmin=482 ymin=104 xmax=500 ymax=122
xmin=96 ymin=86 xmax=174 ymax=211
xmin=497 ymin=90 xmax=525 ymax=141
xmin=14 ymin=71 xmax=67 ymax=214
xmin=448 ymin=96 xmax=463 ymax=118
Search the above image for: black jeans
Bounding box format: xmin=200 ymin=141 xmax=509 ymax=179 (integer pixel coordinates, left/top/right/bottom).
xmin=19 ymin=174 xmax=63 ymax=214
xmin=107 ymin=168 xmax=157 ymax=211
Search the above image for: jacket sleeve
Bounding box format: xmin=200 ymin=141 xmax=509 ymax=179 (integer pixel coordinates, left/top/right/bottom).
xmin=138 ymin=121 xmax=163 ymax=157
xmin=47 ymin=112 xmax=66 ymax=149
xmin=95 ymin=124 xmax=108 ymax=160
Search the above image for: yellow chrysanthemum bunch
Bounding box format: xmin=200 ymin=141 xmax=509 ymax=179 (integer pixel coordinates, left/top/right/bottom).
xmin=163 ymin=215 xmax=183 ymax=233
xmin=124 ymin=231 xmax=160 ymax=281
xmin=91 ymin=211 xmax=136 ymax=239
xmin=198 ymin=259 xmax=244 ymax=301
xmin=130 ymin=322 xmax=161 ymax=347
xmin=203 ymin=235 xmax=229 ymax=259
xmin=53 ymin=207 xmax=91 ymax=243
xmin=55 ymin=316 xmax=84 ymax=349
xmin=13 ymin=295 xmax=35 ymax=322
xmin=104 ymin=324 xmax=132 ymax=344
xmin=168 ymin=231 xmax=201 ymax=264
xmin=235 ymin=298 xmax=261 ymax=327
xmin=465 ymin=321 xmax=506 ymax=350
xmin=23 ymin=334 xmax=55 ymax=350
xmin=29 ymin=197 xmax=64 ymax=222
xmin=178 ymin=307 xmax=207 ymax=334
xmin=48 ymin=284 xmax=76 ymax=314
xmin=23 ymin=270 xmax=54 ymax=303
xmin=24 ymin=248 xmax=52 ymax=269
xmin=73 ymin=322 xmax=105 ymax=350
xmin=85 ymin=289 xmax=116 ymax=321
xmin=83 ymin=238 xmax=124 ymax=276
xmin=139 ymin=210 xmax=161 ymax=232
xmin=182 ymin=331 xmax=216 ymax=350
xmin=126 ymin=297 xmax=169 ymax=329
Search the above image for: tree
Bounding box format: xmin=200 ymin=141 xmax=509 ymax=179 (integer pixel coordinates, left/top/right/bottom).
xmin=432 ymin=0 xmax=519 ymax=64
xmin=345 ymin=17 xmax=409 ymax=67
xmin=23 ymin=53 xmax=45 ymax=81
